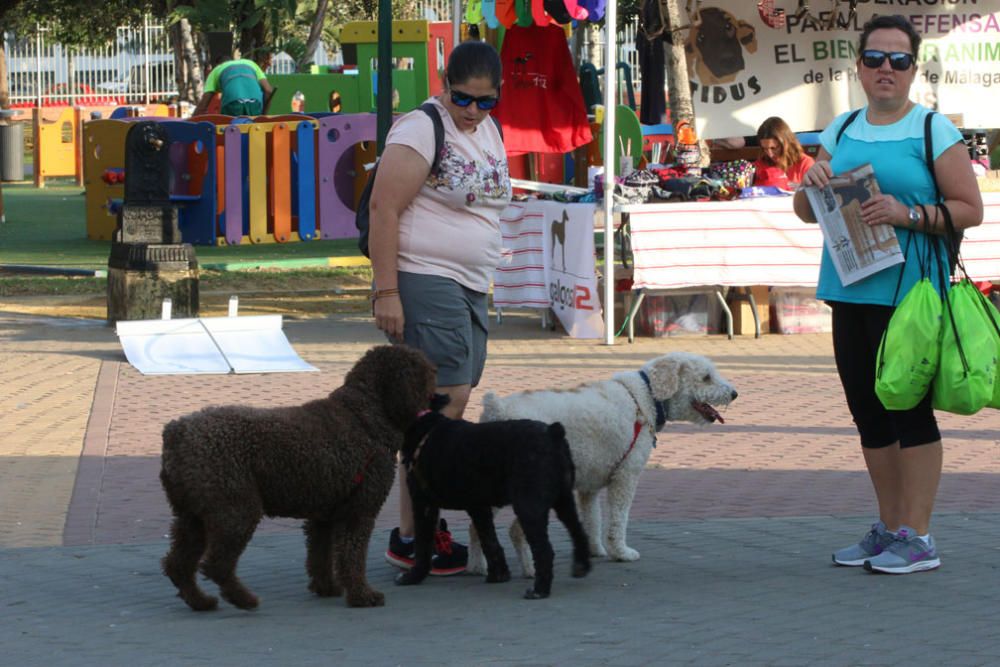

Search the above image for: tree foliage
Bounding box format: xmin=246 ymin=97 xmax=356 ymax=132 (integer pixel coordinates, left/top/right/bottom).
xmin=2 ymin=0 xmax=158 ymax=46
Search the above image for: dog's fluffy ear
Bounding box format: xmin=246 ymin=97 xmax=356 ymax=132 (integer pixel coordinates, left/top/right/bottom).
xmin=737 ymin=20 xmax=757 ymax=53
xmin=430 ymin=393 xmax=451 ymax=412
xmin=647 ymin=357 xmax=681 ymax=400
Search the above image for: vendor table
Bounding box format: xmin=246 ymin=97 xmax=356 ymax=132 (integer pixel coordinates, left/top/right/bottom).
xmin=494 ymin=194 xmax=1000 ymax=341
xmin=618 ymin=193 xmax=1000 ymax=339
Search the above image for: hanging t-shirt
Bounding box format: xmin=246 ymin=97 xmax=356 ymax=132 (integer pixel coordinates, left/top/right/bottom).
xmin=385 ymin=97 xmax=512 ymax=292
xmin=495 ymin=0 xmax=518 ymax=28
xmin=515 ymin=0 xmax=535 ymax=27
xmin=636 ymin=0 xmax=668 ymax=125
xmin=578 ymin=0 xmax=606 ymax=21
xmin=493 ymin=25 xmax=593 ymax=156
xmin=483 ymin=0 xmax=500 ymax=28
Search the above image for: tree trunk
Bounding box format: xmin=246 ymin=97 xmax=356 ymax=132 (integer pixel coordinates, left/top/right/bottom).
xmin=0 ymin=40 xmax=9 ymax=109
xmin=663 ymin=0 xmax=694 ymax=129
xmin=171 ymin=19 xmax=202 ymax=104
xmin=663 ymin=0 xmax=708 ymax=163
xmin=299 ymin=0 xmax=331 ymax=72
xmin=238 ymin=18 xmax=269 ymax=70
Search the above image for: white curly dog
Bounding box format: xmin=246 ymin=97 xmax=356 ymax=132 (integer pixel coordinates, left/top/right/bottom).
xmin=471 ymin=352 xmax=737 ymax=576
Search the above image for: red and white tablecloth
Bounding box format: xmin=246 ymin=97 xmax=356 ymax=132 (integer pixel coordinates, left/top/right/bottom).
xmin=622 ymin=193 xmax=1000 ymax=290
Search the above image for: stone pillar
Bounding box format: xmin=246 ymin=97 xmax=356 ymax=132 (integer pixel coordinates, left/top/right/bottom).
xmin=107 ymin=122 xmax=199 ymax=323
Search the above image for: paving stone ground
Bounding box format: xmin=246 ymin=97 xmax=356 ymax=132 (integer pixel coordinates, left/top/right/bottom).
xmin=1 ymin=310 xmax=999 ymax=666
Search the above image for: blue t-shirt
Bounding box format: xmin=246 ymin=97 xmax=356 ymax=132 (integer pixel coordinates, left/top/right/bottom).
xmin=816 ymin=104 xmax=962 ymax=305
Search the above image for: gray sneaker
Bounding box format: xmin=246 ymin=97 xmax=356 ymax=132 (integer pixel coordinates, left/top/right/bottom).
xmin=864 ymin=527 xmax=940 ymax=574
xmin=832 ymin=521 xmax=893 ymax=566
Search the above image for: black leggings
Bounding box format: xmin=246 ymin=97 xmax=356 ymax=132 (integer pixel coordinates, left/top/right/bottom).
xmin=830 ymin=301 xmax=941 ymax=449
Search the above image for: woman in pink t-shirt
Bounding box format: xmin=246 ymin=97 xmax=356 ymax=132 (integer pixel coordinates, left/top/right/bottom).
xmin=368 ymin=41 xmax=512 ymax=577
xmin=752 ymin=116 xmax=815 ymax=190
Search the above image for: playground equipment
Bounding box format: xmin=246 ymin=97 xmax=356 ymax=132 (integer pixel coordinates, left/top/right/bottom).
xmin=85 ymin=112 xmax=382 ymax=246
xmin=32 ymin=107 xmax=83 ymax=187
xmin=266 ymin=20 xmax=452 ymax=115
xmin=31 ymin=104 xmax=177 ymax=187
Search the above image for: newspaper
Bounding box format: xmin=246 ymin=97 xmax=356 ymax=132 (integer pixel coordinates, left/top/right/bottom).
xmin=804 ymin=163 xmax=903 ymax=286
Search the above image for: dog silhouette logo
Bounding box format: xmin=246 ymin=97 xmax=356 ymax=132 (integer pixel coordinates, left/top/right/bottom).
xmin=685 ymin=6 xmax=758 ymax=85
xmin=551 ymin=210 xmax=568 ymax=272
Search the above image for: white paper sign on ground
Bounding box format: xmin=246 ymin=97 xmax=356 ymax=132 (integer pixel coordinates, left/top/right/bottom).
xmin=116 ymin=315 xmax=317 ymax=375
xmin=202 ymin=315 xmax=317 ymax=374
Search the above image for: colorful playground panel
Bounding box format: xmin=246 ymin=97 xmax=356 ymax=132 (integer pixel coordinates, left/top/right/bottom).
xmin=33 ymin=104 xmax=178 ymax=188
xmin=84 ymin=118 xmax=217 ymax=243
xmin=84 ymin=112 xmax=383 ymax=246
xmin=33 ymin=107 xmax=82 ymax=186
xmin=268 ymin=20 xmax=452 ymax=115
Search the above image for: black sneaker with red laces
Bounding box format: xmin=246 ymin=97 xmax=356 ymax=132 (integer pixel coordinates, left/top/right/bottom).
xmin=385 ymin=518 xmax=467 ymax=576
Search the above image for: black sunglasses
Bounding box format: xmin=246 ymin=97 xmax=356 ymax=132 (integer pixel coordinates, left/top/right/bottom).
xmin=860 ymin=50 xmax=915 ymax=71
xmin=449 ymin=89 xmax=500 ymax=111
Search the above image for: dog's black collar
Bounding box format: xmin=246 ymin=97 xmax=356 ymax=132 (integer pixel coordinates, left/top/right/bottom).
xmin=639 ymin=370 xmax=668 ymax=430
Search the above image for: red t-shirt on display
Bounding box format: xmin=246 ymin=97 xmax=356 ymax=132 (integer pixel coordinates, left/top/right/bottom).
xmin=493 ymin=25 xmax=593 ymax=156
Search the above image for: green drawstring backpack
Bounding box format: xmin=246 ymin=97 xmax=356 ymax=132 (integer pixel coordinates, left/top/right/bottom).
xmin=933 ymin=279 xmax=997 ymax=415
xmin=874 ymin=279 xmax=943 ymax=410
xmin=875 ymin=233 xmax=943 ymax=411
xmin=978 ymin=293 xmax=1000 ymax=409
xmin=928 ymin=202 xmax=997 ymax=415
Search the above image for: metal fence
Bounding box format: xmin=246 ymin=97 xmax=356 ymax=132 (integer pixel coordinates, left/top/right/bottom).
xmin=3 ymin=19 xmax=335 ymax=108
xmin=4 ymin=19 xmax=178 ymax=107
xmin=4 ymin=12 xmax=640 ymax=109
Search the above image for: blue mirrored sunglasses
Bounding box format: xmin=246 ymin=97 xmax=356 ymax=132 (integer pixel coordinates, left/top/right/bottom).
xmin=860 ymin=50 xmax=914 ymax=71
xmin=449 ymin=89 xmax=500 ymax=111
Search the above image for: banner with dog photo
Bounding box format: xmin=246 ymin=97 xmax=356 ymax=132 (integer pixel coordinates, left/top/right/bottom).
xmin=538 ymin=201 xmax=605 ymax=339
xmin=675 ymin=1 xmax=1000 ymax=138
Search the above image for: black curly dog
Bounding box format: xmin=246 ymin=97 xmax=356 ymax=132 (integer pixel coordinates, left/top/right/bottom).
xmin=396 ymin=394 xmax=591 ymax=599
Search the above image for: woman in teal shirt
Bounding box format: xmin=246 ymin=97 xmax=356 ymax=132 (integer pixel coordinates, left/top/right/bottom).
xmin=793 ymin=14 xmax=982 ymax=575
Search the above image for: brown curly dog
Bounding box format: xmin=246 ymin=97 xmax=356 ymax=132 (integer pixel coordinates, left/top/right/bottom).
xmin=159 ymin=345 xmax=436 ymax=611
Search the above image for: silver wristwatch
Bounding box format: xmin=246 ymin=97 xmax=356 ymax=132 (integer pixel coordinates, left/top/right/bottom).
xmin=907 ymin=206 xmax=920 ymax=227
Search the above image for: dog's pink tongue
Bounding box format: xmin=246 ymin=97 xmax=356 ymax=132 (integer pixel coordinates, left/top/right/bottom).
xmin=692 ymin=401 xmax=724 ymax=424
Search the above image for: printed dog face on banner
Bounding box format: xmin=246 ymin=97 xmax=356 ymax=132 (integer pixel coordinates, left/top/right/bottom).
xmin=685 ymin=6 xmax=758 ymax=85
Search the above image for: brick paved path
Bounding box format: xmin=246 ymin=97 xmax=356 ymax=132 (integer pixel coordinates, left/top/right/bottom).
xmin=2 ymin=311 xmax=1000 ymax=665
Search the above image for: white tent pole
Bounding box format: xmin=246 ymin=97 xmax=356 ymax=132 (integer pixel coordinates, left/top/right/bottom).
xmin=602 ymin=7 xmax=618 ymax=345
xmin=452 ymin=0 xmax=462 ymax=45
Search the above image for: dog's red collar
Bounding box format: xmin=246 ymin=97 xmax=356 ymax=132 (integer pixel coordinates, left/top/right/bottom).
xmin=352 ymin=451 xmax=377 ymax=485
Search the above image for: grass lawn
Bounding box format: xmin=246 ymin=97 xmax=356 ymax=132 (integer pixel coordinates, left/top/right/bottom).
xmin=0 ymin=181 xmax=372 ymax=312
xmin=0 ymin=182 xmax=366 ymax=271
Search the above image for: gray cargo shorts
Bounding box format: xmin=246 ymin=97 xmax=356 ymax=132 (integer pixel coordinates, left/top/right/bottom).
xmin=394 ymin=271 xmax=488 ymax=388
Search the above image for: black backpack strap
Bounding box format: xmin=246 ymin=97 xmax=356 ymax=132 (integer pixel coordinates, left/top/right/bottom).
xmin=835 ymin=108 xmax=862 ymax=146
xmin=491 ymin=116 xmax=504 ymax=141
xmin=418 ymin=103 xmax=504 ymax=174
xmin=924 ymin=110 xmax=964 ymax=270
xmin=418 ymin=102 xmax=445 ymax=175
xmin=924 ymin=111 xmax=938 ymax=198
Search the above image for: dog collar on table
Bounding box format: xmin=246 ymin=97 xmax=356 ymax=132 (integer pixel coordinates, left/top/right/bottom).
xmin=639 ymin=370 xmax=668 ymax=430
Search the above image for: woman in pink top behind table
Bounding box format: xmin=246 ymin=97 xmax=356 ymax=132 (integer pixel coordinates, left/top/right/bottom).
xmin=752 ymin=116 xmax=815 ymax=190
xmin=368 ymin=40 xmax=512 ymax=577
